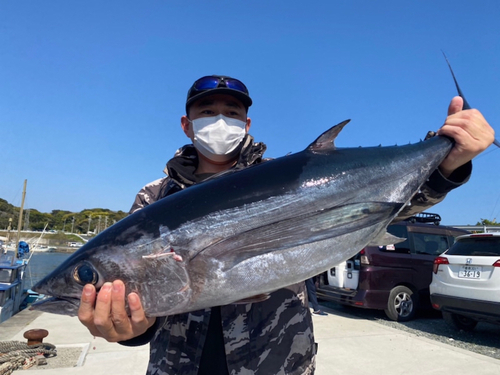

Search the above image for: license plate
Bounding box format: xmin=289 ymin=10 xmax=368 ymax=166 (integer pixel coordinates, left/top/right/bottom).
xmin=458 ymin=265 xmax=481 ymax=279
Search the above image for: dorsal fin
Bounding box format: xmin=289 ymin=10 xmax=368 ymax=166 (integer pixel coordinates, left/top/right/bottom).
xmin=307 ymin=119 xmax=351 ymax=152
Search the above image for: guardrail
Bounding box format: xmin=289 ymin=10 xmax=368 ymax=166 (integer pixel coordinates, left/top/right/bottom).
xmin=450 ymin=225 xmax=500 ymax=233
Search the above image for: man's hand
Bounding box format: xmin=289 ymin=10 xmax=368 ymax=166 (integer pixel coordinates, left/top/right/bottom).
xmin=437 ymin=96 xmax=495 ymax=178
xmin=78 ymin=280 xmax=156 ymax=342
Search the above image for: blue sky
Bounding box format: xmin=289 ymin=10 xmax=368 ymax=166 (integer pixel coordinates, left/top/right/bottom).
xmin=1 ymin=1 xmax=499 ymax=225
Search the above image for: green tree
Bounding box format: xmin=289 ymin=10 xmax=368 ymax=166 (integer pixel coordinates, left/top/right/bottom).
xmin=27 ymin=209 xmax=53 ymax=230
xmin=476 ymin=218 xmax=500 ymax=226
xmin=0 ymin=201 xmax=20 ymax=230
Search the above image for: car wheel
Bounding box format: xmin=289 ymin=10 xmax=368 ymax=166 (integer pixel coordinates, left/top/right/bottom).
xmin=384 ymin=286 xmax=418 ymax=321
xmin=442 ymin=312 xmax=478 ymax=331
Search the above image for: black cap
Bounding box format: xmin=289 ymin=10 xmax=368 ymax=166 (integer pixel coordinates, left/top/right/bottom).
xmin=185 ymin=75 xmax=252 ymax=114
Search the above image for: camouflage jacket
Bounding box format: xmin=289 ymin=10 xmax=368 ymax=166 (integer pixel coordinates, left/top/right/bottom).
xmin=123 ymin=134 xmax=471 ymax=375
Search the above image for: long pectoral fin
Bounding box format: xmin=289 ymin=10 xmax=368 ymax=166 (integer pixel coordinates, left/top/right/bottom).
xmin=233 ymin=293 xmax=271 ymax=304
xmin=201 ymin=201 xmax=403 ymax=264
xmin=367 ymin=232 xmax=406 ymax=246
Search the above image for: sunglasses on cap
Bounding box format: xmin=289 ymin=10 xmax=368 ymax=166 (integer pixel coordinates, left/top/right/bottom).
xmin=191 ymin=76 xmax=249 ymax=95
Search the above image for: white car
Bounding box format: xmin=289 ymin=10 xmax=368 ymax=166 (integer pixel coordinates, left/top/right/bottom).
xmin=430 ymin=232 xmax=500 ymax=331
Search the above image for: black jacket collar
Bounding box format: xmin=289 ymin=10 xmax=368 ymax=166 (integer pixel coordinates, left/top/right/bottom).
xmin=163 ymin=134 xmax=267 ymax=189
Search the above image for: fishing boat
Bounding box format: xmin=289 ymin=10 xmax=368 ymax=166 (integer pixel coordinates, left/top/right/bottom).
xmin=0 ymin=252 xmax=30 ymax=323
xmin=0 ymin=180 xmax=41 ymax=323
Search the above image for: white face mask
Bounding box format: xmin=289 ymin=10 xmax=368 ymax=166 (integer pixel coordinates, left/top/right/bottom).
xmin=190 ymin=114 xmax=247 ymax=162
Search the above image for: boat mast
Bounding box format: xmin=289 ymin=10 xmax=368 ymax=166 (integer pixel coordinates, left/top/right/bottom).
xmin=12 ymin=179 xmax=27 ymax=265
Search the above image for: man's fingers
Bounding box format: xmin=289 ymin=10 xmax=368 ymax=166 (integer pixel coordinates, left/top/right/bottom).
xmin=448 ymin=96 xmax=464 ymax=116
xmin=93 ymin=282 xmax=130 ymax=341
xmin=78 ymin=284 xmax=101 ymax=337
xmin=78 ymin=284 xmax=96 ymax=327
xmin=77 ymin=281 xmax=154 ymax=342
xmin=93 ymin=282 xmax=114 ymax=333
xmin=128 ymin=292 xmax=143 ymax=316
xmin=110 ymin=280 xmax=132 ymax=333
xmin=79 ymin=284 xmax=96 ymax=320
xmin=128 ymin=292 xmax=157 ymax=332
xmin=447 ymin=96 xmax=464 ymax=116
xmin=437 ymin=98 xmax=495 ymax=176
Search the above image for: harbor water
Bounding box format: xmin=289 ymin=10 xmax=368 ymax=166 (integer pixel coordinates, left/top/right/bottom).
xmin=22 ymin=251 xmax=72 ymax=289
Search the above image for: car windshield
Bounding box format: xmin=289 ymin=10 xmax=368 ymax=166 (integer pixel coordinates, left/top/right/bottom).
xmin=446 ymin=237 xmax=500 ymax=256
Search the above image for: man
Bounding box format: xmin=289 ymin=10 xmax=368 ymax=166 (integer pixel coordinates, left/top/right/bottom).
xmin=78 ymin=75 xmax=495 ymax=375
xmin=305 ymin=277 xmax=327 ymax=316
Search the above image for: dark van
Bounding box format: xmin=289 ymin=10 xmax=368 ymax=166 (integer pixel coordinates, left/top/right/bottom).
xmin=316 ymin=213 xmax=469 ymax=321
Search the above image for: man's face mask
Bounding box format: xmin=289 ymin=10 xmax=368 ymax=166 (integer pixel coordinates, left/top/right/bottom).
xmin=190 ymin=114 xmax=247 ymax=162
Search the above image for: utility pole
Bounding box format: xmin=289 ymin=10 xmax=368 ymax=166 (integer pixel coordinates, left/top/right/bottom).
xmin=23 ymin=209 xmax=30 ymax=231
xmin=71 ymin=217 xmax=75 ymax=233
xmin=87 ymin=215 xmax=92 ymax=234
xmin=7 ymin=218 xmax=12 ymax=242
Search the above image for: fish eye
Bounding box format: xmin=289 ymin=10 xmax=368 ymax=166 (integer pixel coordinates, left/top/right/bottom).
xmin=73 ymin=263 xmax=99 ymax=286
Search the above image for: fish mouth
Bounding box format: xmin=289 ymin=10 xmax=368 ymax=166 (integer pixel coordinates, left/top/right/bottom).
xmin=30 ymin=296 xmax=81 ymax=317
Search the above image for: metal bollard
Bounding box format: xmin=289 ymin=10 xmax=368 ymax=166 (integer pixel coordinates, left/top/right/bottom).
xmin=23 ymin=329 xmax=49 ymax=346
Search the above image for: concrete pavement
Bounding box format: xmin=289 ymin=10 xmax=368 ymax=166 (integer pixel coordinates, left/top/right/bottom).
xmin=1 ymin=306 xmax=499 ymax=374
xmin=313 ymin=307 xmax=500 ymax=375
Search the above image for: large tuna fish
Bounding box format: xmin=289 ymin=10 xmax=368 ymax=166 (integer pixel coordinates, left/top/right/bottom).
xmin=31 ymin=122 xmax=454 ymax=317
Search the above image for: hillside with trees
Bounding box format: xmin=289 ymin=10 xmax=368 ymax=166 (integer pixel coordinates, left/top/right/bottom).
xmin=0 ymin=198 xmax=127 ymax=234
xmin=1 ymin=197 xmax=498 ymax=235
